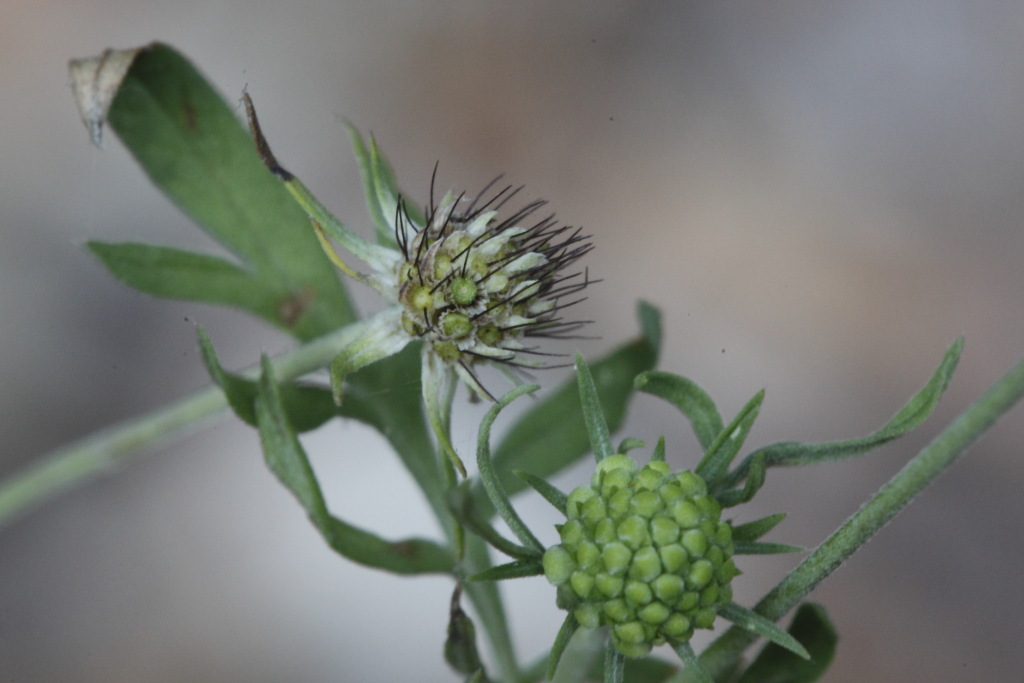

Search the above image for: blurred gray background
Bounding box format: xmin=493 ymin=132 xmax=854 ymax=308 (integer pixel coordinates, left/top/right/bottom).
xmin=2 ymin=1 xmax=1023 ymax=681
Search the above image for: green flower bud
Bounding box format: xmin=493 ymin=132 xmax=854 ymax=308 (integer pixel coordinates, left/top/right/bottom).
xmin=542 ymin=456 xmax=735 ymax=657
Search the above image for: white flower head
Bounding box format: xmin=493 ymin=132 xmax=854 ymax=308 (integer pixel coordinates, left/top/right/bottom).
xmin=244 ymin=94 xmax=593 ymax=475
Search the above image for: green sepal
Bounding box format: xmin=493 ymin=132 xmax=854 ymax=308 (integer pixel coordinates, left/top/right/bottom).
xmin=254 ymin=354 xmax=453 ymax=574
xmin=196 ymin=326 xmax=336 ymax=432
xmin=723 ymin=337 xmax=964 ymax=488
xmin=718 ymin=602 xmax=810 ymax=661
xmin=514 ymin=470 xmax=568 ymax=516
xmin=468 ymin=558 xmax=545 ymax=582
xmin=698 ymin=389 xmax=764 ymax=487
xmin=92 ymin=43 xmax=356 ymax=340
xmin=634 ymin=371 xmax=724 ymax=452
xmin=477 ymin=385 xmax=545 ymax=553
xmin=448 ymin=482 xmax=541 ymax=561
xmin=672 ymin=641 xmax=713 ymax=683
xmin=737 ymin=603 xmax=837 ymax=683
xmin=731 ymin=513 xmax=787 ymax=542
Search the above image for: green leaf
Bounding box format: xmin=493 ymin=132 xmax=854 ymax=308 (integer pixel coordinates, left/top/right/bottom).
xmin=672 ymin=642 xmax=713 ymax=683
xmin=605 ymin=646 xmax=625 ymax=683
xmin=477 ymin=385 xmax=546 ymax=553
xmin=716 ymin=452 xmax=766 ymax=508
xmin=346 ymin=124 xmax=416 ymax=246
xmin=481 ymin=302 xmax=661 ymax=505
xmin=725 ymin=338 xmax=964 ymax=487
xmin=448 ymin=483 xmax=540 ymax=561
xmin=468 ymin=558 xmax=545 ymax=582
xmin=255 ymin=355 xmax=452 ymax=574
xmin=546 ymin=613 xmax=580 ymax=681
xmin=697 ymin=390 xmax=764 ymax=487
xmin=94 ymin=42 xmax=356 ymax=339
xmin=731 ymin=513 xmax=787 ymax=543
xmin=577 ymin=353 xmax=615 ymax=462
xmin=634 ymin=372 xmax=724 ymax=452
xmin=88 ymin=242 xmax=279 ymax=314
xmin=549 ymin=623 xmax=605 ymax=683
xmin=514 ymin=470 xmax=568 ymax=515
xmin=737 ymin=603 xmax=837 ymax=683
xmin=733 ymin=541 xmax=804 ymax=555
xmin=718 ymin=602 xmax=810 ymax=661
xmin=338 ymin=342 xmax=449 ymax=521
xmin=197 ymin=327 xmax=337 ymax=432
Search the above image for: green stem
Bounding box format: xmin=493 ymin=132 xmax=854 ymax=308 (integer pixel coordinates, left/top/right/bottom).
xmin=682 ymin=350 xmax=1024 ymax=682
xmin=0 ymin=324 xmax=370 ymax=530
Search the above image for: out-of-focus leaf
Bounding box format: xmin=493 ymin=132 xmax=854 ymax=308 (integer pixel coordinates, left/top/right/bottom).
xmin=481 ymin=302 xmax=661 ymax=504
xmin=634 ymin=372 xmax=724 ymax=452
xmin=75 ymin=43 xmax=356 ymax=339
xmin=197 ymin=327 xmax=337 ymax=432
xmin=737 ymin=603 xmax=837 ymax=683
xmin=255 ymin=355 xmax=452 ymax=574
xmin=725 ymin=338 xmax=964 ymax=487
xmin=339 ymin=342 xmax=448 ymax=520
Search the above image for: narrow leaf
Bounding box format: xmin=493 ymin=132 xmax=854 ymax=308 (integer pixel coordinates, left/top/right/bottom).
xmin=604 ymin=645 xmax=625 ymax=683
xmin=514 ymin=470 xmax=568 ymax=515
xmin=477 ymin=385 xmax=545 ymax=553
xmin=718 ymin=602 xmax=810 ymax=660
xmin=197 ymin=327 xmax=336 ymax=432
xmin=546 ymin=613 xmax=580 ymax=681
xmin=577 ymin=353 xmax=615 ymax=462
xmin=737 ymin=603 xmax=837 ymax=683
xmin=725 ymin=338 xmax=965 ymax=486
xmin=731 ymin=513 xmax=787 ymax=543
xmin=733 ymin=541 xmax=805 ymax=555
xmin=672 ymin=642 xmax=713 ymax=683
xmin=255 ymin=355 xmax=452 ymax=574
xmin=697 ymin=390 xmax=764 ymax=486
xmin=480 ymin=302 xmax=661 ymax=508
xmin=635 ymin=371 xmax=724 ymax=452
xmin=468 ymin=558 xmax=545 ymax=582
xmin=448 ymin=483 xmax=540 ymax=561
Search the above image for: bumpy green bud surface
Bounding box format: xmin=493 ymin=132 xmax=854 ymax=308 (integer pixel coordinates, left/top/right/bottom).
xmin=543 ymin=455 xmax=738 ymax=657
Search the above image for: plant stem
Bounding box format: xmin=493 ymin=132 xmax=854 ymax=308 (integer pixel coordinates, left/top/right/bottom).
xmin=676 ymin=350 xmax=1024 ymax=682
xmin=0 ymin=324 xmax=368 ymax=530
